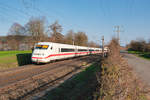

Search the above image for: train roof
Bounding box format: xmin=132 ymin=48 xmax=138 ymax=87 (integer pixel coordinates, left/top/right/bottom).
xmin=37 ymin=42 xmax=101 ymax=49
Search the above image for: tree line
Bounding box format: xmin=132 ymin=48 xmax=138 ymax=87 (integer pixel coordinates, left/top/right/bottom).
xmin=127 ymin=39 xmax=150 ymax=52
xmin=1 ymin=16 xmax=99 ymax=50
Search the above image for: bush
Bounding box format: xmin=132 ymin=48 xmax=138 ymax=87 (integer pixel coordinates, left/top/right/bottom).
xmin=16 ymin=53 xmax=32 ymax=66
xmin=128 ymin=39 xmax=150 ymax=52
xmin=96 ymin=38 xmax=148 ymax=100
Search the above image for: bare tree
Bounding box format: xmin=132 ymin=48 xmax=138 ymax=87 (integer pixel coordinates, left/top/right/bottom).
xmin=49 ymin=21 xmax=64 ymax=43
xmin=64 ymin=30 xmax=75 ymax=45
xmin=25 ymin=16 xmax=46 ymax=44
xmin=128 ymin=39 xmax=147 ymax=52
xmin=88 ymin=41 xmax=99 ymax=47
xmin=7 ymin=23 xmax=26 ymax=50
xmin=8 ymin=23 xmax=25 ymax=35
xmin=74 ymin=31 xmax=88 ymax=46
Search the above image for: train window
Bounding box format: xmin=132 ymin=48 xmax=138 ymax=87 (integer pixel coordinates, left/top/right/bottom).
xmin=43 ymin=45 xmax=49 ymax=48
xmin=78 ymin=49 xmax=87 ymax=52
xmin=61 ymin=48 xmax=75 ymax=52
xmin=35 ymin=45 xmax=49 ymax=49
xmin=89 ymin=49 xmax=94 ymax=51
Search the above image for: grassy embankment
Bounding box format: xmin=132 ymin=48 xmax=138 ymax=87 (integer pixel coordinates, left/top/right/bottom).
xmin=0 ymin=50 xmax=32 ymax=69
xmin=41 ymin=62 xmax=100 ymax=100
xmin=97 ymin=39 xmax=148 ymax=100
xmin=128 ymin=51 xmax=150 ymax=60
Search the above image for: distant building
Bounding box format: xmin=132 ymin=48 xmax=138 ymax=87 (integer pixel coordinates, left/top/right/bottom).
xmin=0 ymin=36 xmax=33 ymax=51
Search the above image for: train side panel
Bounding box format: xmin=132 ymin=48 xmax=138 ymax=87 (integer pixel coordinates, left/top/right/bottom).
xmin=32 ymin=42 xmax=103 ymax=63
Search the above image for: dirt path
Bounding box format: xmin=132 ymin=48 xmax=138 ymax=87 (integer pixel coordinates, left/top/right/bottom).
xmin=122 ymin=53 xmax=150 ymax=86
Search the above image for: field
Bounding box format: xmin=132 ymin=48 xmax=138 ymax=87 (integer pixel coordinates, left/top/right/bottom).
xmin=128 ymin=51 xmax=150 ymax=60
xmin=0 ymin=51 xmax=32 ymax=69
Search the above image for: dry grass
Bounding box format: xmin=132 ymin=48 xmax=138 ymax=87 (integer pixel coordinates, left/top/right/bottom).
xmin=96 ymin=38 xmax=149 ymax=100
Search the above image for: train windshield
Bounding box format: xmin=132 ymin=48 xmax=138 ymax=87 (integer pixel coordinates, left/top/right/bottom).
xmin=35 ymin=45 xmax=49 ymax=49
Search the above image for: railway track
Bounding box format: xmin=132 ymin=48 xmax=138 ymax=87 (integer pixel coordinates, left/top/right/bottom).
xmin=0 ymin=55 xmax=101 ymax=100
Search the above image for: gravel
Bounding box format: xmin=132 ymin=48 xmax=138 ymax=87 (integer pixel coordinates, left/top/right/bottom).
xmin=122 ymin=53 xmax=150 ymax=86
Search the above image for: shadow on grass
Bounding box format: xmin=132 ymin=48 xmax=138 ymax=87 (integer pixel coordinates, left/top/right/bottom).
xmin=16 ymin=53 xmax=32 ymax=66
xmin=41 ymin=62 xmax=101 ymax=100
xmin=139 ymin=53 xmax=150 ymax=59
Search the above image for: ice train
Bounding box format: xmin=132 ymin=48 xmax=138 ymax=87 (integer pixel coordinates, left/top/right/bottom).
xmin=31 ymin=42 xmax=103 ymax=63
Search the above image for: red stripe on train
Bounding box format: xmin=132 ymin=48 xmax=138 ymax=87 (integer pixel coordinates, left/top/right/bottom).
xmin=32 ymin=51 xmax=99 ymax=59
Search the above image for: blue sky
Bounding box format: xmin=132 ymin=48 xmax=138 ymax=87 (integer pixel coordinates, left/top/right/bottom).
xmin=0 ymin=0 xmax=150 ymax=46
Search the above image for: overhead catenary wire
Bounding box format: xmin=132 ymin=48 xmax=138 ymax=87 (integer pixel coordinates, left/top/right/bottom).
xmin=0 ymin=5 xmax=28 ymax=22
xmin=128 ymin=0 xmax=135 ymax=16
xmin=0 ymin=0 xmax=93 ymax=38
xmin=0 ymin=8 xmax=24 ymax=23
xmin=0 ymin=1 xmax=31 ymax=16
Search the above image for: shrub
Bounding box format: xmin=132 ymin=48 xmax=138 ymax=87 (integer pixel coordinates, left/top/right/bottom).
xmin=16 ymin=53 xmax=32 ymax=66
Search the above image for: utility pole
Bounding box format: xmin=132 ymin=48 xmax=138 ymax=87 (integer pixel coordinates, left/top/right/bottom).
xmin=102 ymin=36 xmax=104 ymax=57
xmin=114 ymin=25 xmax=123 ymax=45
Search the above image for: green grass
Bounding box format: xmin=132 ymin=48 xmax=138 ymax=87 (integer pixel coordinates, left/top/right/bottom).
xmin=0 ymin=50 xmax=32 ymax=69
xmin=128 ymin=51 xmax=150 ymax=60
xmin=42 ymin=63 xmax=100 ymax=100
xmin=0 ymin=50 xmax=31 ymax=58
xmin=128 ymin=51 xmax=141 ymax=54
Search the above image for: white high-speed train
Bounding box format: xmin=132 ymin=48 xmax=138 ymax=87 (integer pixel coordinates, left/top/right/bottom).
xmin=31 ymin=42 xmax=102 ymax=63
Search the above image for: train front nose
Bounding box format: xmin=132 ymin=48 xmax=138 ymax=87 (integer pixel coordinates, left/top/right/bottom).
xmin=31 ymin=44 xmax=50 ymax=63
xmin=31 ymin=50 xmax=48 ymax=63
xmin=32 ymin=55 xmax=49 ymax=63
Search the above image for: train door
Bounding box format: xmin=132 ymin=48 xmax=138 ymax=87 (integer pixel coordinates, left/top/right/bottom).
xmin=75 ymin=46 xmax=78 ymax=57
xmin=49 ymin=43 xmax=56 ymax=60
